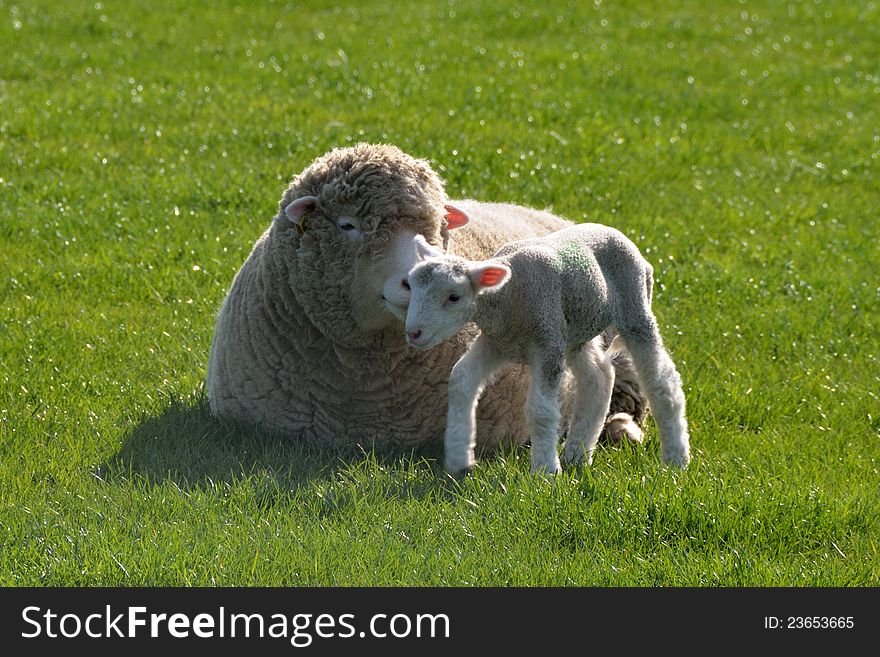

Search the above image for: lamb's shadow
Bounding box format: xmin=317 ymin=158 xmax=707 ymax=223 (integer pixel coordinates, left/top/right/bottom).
xmin=101 ymin=395 xmax=448 ymax=494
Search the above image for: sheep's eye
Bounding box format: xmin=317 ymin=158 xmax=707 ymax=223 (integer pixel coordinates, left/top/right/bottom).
xmin=335 ymin=218 xmax=363 ymax=239
xmin=448 ymin=294 xmax=460 ymax=303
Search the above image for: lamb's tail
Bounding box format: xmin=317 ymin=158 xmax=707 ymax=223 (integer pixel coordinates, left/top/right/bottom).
xmin=605 ymin=334 xmax=624 ymax=358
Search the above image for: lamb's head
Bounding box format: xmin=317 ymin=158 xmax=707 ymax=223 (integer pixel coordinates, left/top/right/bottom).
xmin=273 ymin=143 xmax=469 ymax=347
xmin=404 ymin=256 xmax=510 ymax=350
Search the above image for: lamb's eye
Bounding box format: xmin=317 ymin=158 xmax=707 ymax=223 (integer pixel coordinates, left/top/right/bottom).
xmin=338 ymin=222 xmax=355 ymax=231
xmin=448 ymin=294 xmax=460 ymax=303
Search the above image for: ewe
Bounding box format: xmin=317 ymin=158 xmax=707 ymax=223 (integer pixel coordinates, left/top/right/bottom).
xmin=207 ymin=143 xmax=649 ymax=449
xmin=404 ymin=222 xmax=691 ymax=474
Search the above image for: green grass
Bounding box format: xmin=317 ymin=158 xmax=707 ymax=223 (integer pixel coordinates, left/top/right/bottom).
xmin=1 ymin=0 xmax=878 ymax=585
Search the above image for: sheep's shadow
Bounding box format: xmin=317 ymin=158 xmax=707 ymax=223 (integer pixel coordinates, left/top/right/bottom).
xmin=100 ymin=395 xmax=449 ymax=494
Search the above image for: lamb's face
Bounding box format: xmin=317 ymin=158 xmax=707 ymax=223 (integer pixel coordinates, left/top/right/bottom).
xmin=404 ymin=259 xmax=476 ymax=350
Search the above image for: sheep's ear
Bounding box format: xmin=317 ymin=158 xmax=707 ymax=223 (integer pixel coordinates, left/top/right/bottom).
xmin=444 ymin=204 xmax=470 ymax=230
xmin=470 ymin=262 xmax=511 ymax=292
xmin=284 ymin=195 xmax=318 ymax=228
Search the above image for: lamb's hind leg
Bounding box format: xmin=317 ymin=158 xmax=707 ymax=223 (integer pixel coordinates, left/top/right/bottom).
xmin=603 ymin=330 xmax=647 ymax=444
xmin=527 ymin=349 xmax=565 ymax=475
xmin=561 ymin=336 xmax=615 ymax=466
xmin=619 ymin=318 xmax=690 ymax=467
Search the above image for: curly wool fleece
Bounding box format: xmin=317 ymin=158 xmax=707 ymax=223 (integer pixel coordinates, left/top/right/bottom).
xmin=206 ymin=143 xmax=645 ymax=447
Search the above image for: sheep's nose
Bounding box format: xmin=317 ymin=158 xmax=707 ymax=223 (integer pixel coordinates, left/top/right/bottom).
xmin=401 ymin=278 xmax=411 ymax=291
xmin=407 ymin=329 xmax=422 ymax=342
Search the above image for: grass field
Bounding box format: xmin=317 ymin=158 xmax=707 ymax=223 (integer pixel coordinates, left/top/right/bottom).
xmin=1 ymin=0 xmax=878 ymax=585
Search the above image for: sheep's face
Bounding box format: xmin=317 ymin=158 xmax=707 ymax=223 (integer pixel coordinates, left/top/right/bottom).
xmin=276 ymin=144 xmax=468 ymax=347
xmin=351 ymin=218 xmax=447 ymax=333
xmin=377 ymin=205 xmax=469 ymax=325
xmin=281 ymin=200 xmax=446 ymax=344
xmin=404 ymin=257 xmax=510 ymax=350
xmin=378 ymin=232 xmax=443 ymax=323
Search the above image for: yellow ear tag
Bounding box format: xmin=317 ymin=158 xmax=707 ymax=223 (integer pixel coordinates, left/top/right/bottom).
xmin=295 ymin=216 xmax=308 ymax=237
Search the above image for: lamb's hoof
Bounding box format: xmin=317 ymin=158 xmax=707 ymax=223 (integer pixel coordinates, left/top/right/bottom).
xmin=561 ymin=445 xmax=595 ymax=467
xmin=444 ymin=457 xmax=475 ymax=479
xmin=663 ymin=448 xmax=691 ymax=469
xmin=604 ymin=412 xmax=643 ymax=444
xmin=531 ymin=458 xmax=562 ymax=477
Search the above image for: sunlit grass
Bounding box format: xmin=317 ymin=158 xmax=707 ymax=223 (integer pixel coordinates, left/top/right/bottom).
xmin=1 ymin=0 xmax=878 ymax=585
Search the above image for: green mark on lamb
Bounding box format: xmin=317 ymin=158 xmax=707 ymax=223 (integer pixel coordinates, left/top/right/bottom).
xmin=554 ymin=240 xmax=592 ymax=271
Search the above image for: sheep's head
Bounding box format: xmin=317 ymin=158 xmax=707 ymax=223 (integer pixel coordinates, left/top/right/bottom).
xmin=404 ymin=256 xmax=510 ymax=350
xmin=272 ymin=143 xmax=469 ymax=347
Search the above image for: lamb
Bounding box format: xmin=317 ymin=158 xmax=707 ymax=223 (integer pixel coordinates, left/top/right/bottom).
xmin=207 ymin=142 xmax=650 ymax=451
xmin=404 ymin=221 xmax=691 ymax=474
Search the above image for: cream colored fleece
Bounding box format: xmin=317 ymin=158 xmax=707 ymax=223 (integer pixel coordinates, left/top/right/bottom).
xmin=206 ymin=144 xmax=644 ymax=447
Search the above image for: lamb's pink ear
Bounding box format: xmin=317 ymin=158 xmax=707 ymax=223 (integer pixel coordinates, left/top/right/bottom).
xmin=470 ymin=262 xmax=511 ymax=291
xmin=284 ymin=195 xmax=318 ymax=225
xmin=444 ymin=204 xmax=470 ymax=230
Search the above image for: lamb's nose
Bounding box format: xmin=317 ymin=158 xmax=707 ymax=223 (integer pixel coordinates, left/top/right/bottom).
xmin=407 ymin=329 xmax=422 ymax=342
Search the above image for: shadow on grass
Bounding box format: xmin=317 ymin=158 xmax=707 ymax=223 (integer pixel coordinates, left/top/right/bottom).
xmin=100 ymin=394 xmax=448 ymax=493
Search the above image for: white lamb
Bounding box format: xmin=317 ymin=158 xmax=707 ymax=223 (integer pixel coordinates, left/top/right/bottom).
xmin=403 ymin=221 xmax=691 ymax=475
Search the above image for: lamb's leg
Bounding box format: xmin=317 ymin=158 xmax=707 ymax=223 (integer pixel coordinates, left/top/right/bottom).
xmin=619 ymin=320 xmax=690 ymax=468
xmin=445 ymin=336 xmax=507 ymax=475
xmin=603 ymin=329 xmax=646 ymax=444
xmin=561 ymin=337 xmax=615 ymax=466
xmin=527 ymin=350 xmax=565 ymax=475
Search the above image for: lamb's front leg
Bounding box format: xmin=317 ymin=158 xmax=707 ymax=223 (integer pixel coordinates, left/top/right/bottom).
xmin=527 ymin=349 xmax=565 ymax=475
xmin=445 ymin=336 xmax=507 ymax=475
